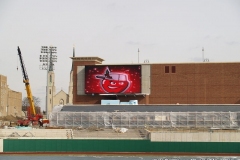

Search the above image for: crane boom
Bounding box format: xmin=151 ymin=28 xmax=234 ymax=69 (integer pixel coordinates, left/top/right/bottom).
xmin=17 ymin=46 xmax=36 ymax=115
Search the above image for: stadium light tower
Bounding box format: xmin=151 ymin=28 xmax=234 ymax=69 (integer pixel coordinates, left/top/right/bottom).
xmin=39 ymin=46 xmax=57 ymax=116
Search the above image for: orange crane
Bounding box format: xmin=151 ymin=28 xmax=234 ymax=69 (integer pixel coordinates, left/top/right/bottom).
xmin=17 ymin=46 xmax=49 ymax=127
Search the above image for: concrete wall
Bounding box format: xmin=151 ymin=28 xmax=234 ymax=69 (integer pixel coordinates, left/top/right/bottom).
xmin=0 ymin=139 xmax=2 ymax=152
xmin=150 ymin=131 xmax=240 ymax=142
xmin=141 ymin=64 xmax=151 ymax=95
xmin=7 ymin=90 xmax=22 ymax=117
xmin=68 ymin=71 xmax=73 ymax=104
xmin=77 ymin=66 xmax=85 ymax=95
xmin=0 ymin=129 xmax=73 ymax=139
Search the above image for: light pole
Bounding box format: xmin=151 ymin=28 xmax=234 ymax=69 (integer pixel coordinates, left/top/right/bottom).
xmin=39 ymin=46 xmax=57 ymax=116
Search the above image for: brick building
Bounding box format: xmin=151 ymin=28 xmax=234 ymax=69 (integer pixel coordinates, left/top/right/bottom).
xmin=0 ymin=74 xmax=22 ymax=117
xmin=70 ymin=57 xmax=240 ymax=105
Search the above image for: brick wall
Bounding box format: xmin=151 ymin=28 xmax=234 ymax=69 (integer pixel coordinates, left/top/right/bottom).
xmin=150 ymin=63 xmax=240 ymax=104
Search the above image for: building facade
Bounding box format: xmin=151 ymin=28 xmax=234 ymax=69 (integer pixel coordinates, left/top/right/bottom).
xmin=46 ymin=71 xmax=69 ymax=114
xmin=70 ymin=57 xmax=240 ymax=105
xmin=53 ymin=90 xmax=69 ymax=106
xmin=0 ymin=74 xmax=22 ymax=117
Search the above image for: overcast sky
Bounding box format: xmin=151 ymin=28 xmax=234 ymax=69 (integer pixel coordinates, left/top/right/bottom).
xmin=0 ymin=0 xmax=240 ymax=110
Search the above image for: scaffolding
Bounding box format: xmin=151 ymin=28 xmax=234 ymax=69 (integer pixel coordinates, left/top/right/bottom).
xmin=49 ymin=111 xmax=240 ymax=129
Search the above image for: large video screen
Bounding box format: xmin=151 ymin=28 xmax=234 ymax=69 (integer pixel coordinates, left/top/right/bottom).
xmin=85 ymin=65 xmax=141 ymax=94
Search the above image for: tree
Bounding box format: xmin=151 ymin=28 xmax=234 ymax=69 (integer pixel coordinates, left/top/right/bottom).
xmin=22 ymin=96 xmax=41 ymax=110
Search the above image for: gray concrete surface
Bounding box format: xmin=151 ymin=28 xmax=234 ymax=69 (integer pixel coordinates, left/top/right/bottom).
xmin=61 ymin=104 xmax=240 ymax=112
xmin=72 ymin=128 xmax=148 ymax=139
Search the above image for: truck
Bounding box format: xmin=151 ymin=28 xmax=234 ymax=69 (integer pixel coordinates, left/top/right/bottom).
xmin=17 ymin=46 xmax=49 ymax=127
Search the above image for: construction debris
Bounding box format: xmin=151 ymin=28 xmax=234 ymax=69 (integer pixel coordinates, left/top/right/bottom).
xmin=113 ymin=127 xmax=128 ymax=133
xmin=88 ymin=126 xmax=104 ymax=132
xmin=45 ymin=126 xmax=65 ymax=129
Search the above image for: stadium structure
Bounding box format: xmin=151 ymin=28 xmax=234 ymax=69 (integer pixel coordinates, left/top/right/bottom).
xmin=49 ymin=55 xmax=240 ymax=129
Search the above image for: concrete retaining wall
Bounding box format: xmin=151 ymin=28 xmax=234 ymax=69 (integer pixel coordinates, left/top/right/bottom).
xmin=150 ymin=131 xmax=240 ymax=142
xmin=0 ymin=129 xmax=73 ymax=139
xmin=0 ymin=139 xmax=3 ymax=152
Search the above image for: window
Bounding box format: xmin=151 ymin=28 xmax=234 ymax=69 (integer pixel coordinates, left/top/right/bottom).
xmin=172 ymin=66 xmax=176 ymax=73
xmin=49 ymin=89 xmax=51 ymax=94
xmin=50 ymin=75 xmax=52 ymax=83
xmin=165 ymin=66 xmax=169 ymax=73
xmin=60 ymin=99 xmax=64 ymax=105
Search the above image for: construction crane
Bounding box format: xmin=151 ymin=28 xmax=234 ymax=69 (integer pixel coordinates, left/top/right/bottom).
xmin=17 ymin=46 xmax=49 ymax=127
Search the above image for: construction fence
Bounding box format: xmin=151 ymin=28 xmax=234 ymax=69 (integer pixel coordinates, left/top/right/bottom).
xmin=49 ymin=111 xmax=240 ymax=129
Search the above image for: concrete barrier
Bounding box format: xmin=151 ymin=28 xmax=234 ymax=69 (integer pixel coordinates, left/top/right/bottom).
xmin=0 ymin=139 xmax=3 ymax=152
xmin=150 ymin=131 xmax=240 ymax=142
xmin=0 ymin=129 xmax=73 ymax=139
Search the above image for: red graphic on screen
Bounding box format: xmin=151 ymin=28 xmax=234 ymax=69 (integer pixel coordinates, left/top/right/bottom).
xmin=96 ymin=67 xmax=130 ymax=93
xmin=85 ymin=65 xmax=141 ymax=94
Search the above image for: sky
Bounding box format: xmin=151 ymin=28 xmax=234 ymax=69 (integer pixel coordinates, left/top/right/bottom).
xmin=0 ymin=0 xmax=240 ymax=110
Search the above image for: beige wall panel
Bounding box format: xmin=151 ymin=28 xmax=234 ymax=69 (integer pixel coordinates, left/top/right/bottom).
xmin=210 ymin=133 xmax=219 ymax=141
xmin=181 ymin=132 xmax=188 ymax=142
xmin=141 ymin=64 xmax=151 ymax=94
xmin=0 ymin=129 xmax=72 ymax=139
xmin=151 ymin=132 xmax=240 ymax=142
xmin=151 ymin=132 xmax=156 ymax=141
xmin=150 ymin=132 xmax=155 ymax=141
xmin=165 ymin=132 xmax=171 ymax=141
xmin=218 ymin=132 xmax=223 ymax=142
xmin=174 ymin=133 xmax=182 ymax=141
xmin=191 ymin=133 xmax=199 ymax=141
xmin=158 ymin=133 xmax=164 ymax=141
xmin=0 ymin=139 xmax=2 ymax=152
xmin=221 ymin=133 xmax=231 ymax=142
xmin=229 ymin=132 xmax=236 ymax=142
xmin=186 ymin=133 xmax=193 ymax=142
xmin=235 ymin=132 xmax=240 ymax=141
xmin=198 ymin=132 xmax=209 ymax=142
xmin=77 ymin=66 xmax=85 ymax=95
